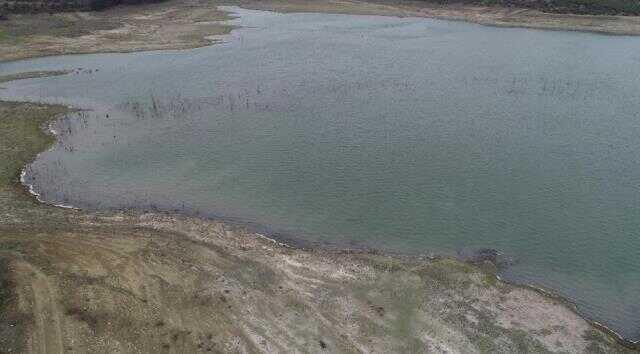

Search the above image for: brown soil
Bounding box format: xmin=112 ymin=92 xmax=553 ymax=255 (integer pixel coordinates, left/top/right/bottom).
xmin=240 ymin=0 xmax=640 ymax=35
xmin=1 ymin=207 xmax=634 ymax=353
xmin=0 ymin=0 xmax=234 ymax=62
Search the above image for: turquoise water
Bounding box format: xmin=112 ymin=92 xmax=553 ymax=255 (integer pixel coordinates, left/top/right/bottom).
xmin=1 ymin=7 xmax=639 ymax=341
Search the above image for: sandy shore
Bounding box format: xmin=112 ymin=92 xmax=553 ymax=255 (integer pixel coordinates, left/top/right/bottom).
xmin=1 ymin=1 xmax=639 ymax=352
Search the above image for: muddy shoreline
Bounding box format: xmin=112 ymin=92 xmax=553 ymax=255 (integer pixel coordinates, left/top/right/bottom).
xmin=12 ymin=93 xmax=640 ymax=349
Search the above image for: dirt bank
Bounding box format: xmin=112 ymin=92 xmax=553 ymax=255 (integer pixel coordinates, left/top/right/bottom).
xmin=239 ymin=0 xmax=640 ymax=35
xmin=0 ymin=0 xmax=234 ymax=62
xmin=2 ymin=206 xmax=635 ymax=353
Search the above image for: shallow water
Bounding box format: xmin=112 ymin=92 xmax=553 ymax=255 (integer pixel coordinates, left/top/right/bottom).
xmin=1 ymin=7 xmax=639 ymax=341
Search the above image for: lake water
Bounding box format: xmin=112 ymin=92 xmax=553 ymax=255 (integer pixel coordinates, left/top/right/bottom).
xmin=1 ymin=7 xmax=639 ymax=341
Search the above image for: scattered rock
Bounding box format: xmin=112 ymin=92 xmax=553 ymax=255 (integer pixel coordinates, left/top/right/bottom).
xmin=319 ymin=339 xmax=327 ymax=349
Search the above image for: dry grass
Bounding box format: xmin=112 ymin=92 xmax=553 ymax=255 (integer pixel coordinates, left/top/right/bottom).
xmin=0 ymin=0 xmax=234 ymax=62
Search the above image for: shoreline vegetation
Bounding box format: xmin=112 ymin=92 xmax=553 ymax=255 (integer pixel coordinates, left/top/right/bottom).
xmin=0 ymin=1 xmax=639 ymax=352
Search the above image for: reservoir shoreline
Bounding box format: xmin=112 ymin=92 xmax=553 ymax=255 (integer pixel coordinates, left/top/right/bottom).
xmin=7 ymin=69 xmax=640 ymax=350
xmin=1 ymin=2 xmax=639 ymax=352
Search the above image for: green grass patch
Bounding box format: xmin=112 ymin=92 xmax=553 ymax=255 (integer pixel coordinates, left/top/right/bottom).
xmin=482 ymin=273 xmax=497 ymax=287
xmin=0 ymin=100 xmax=72 ymax=225
xmin=0 ymin=102 xmax=63 ymax=188
xmin=416 ymin=258 xmax=476 ymax=288
xmin=0 ymin=258 xmax=13 ymax=311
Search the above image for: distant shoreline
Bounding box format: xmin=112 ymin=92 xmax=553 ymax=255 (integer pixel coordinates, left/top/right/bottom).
xmin=2 ymin=0 xmax=640 ymax=64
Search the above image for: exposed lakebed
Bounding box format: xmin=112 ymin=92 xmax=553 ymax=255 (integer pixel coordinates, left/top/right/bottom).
xmin=1 ymin=7 xmax=639 ymax=341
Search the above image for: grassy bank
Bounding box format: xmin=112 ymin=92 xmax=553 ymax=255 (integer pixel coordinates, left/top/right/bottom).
xmin=0 ymin=101 xmax=71 ymax=222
